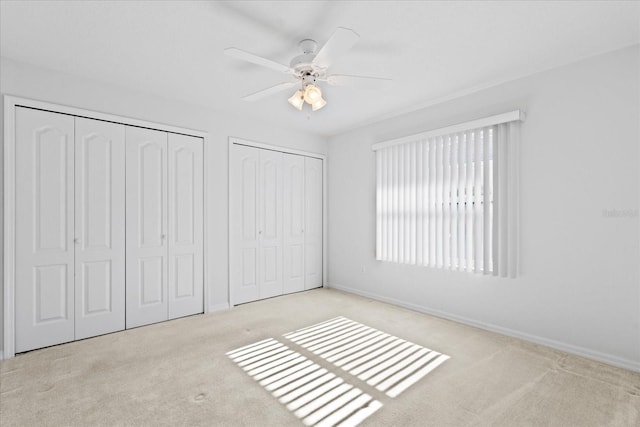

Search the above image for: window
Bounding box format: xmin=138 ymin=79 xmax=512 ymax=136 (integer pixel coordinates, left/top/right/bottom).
xmin=373 ymin=111 xmax=521 ymax=277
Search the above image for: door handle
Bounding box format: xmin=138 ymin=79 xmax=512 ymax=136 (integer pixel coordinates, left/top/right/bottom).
xmin=74 ymin=237 xmax=80 ymax=244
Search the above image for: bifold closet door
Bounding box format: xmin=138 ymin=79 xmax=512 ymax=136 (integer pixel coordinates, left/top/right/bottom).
xmin=230 ymin=144 xmax=260 ymax=304
xmin=283 ymin=153 xmax=305 ymax=294
xmin=126 ymin=127 xmax=168 ymax=328
xmin=304 ymin=156 xmax=323 ymax=289
xmin=230 ymin=145 xmax=283 ymax=304
xmin=15 ymin=108 xmax=75 ymax=353
xmin=257 ymin=149 xmax=283 ymax=299
xmin=167 ymin=133 xmax=204 ymax=319
xmin=74 ymin=118 xmax=126 ymax=339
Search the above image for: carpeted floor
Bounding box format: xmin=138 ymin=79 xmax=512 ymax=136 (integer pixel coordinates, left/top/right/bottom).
xmin=1 ymin=288 xmax=639 ymax=426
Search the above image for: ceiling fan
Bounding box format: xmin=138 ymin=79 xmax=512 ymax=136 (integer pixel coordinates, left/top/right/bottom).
xmin=224 ymin=27 xmax=391 ymax=111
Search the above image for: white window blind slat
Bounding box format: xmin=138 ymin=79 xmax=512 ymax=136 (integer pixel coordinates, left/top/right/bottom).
xmin=417 ymin=142 xmax=425 ymax=265
xmin=381 ymin=147 xmax=388 ymax=261
xmin=387 ymin=146 xmax=393 ymax=262
xmin=428 ymin=140 xmax=436 ymax=266
xmin=450 ymin=135 xmax=459 ymax=269
xmin=398 ymin=144 xmax=404 ymax=264
xmin=491 ymin=127 xmax=498 ymax=276
xmin=410 ymin=142 xmax=417 ymax=265
xmin=473 ymin=129 xmax=483 ymax=274
xmin=483 ymin=127 xmax=492 ymax=275
xmin=435 ymin=137 xmax=443 ymax=267
xmin=508 ymin=122 xmax=519 ymax=277
xmin=465 ymin=131 xmax=474 ymax=272
xmin=406 ymin=142 xmax=412 ymax=264
xmin=389 ymin=147 xmax=399 ymax=262
xmin=399 ymin=145 xmax=405 ymax=263
xmin=422 ymin=140 xmax=430 ymax=266
xmin=443 ymin=136 xmax=451 ymax=269
xmin=457 ymin=133 xmax=466 ymax=271
xmin=403 ymin=143 xmax=410 ymax=264
xmin=497 ymin=124 xmax=508 ymax=277
xmin=378 ymin=150 xmax=382 ymax=259
xmin=385 ymin=147 xmax=389 ymax=261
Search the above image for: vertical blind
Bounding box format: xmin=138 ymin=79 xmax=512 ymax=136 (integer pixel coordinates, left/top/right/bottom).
xmin=374 ymin=113 xmax=521 ymax=277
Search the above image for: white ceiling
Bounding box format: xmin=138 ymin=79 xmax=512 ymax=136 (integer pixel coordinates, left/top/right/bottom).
xmin=1 ymin=1 xmax=638 ymax=137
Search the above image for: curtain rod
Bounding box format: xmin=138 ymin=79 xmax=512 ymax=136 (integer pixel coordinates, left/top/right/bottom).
xmin=371 ymin=110 xmax=524 ymax=151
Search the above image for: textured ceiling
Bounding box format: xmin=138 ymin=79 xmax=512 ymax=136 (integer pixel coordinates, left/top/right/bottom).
xmin=1 ymin=1 xmax=638 ymax=136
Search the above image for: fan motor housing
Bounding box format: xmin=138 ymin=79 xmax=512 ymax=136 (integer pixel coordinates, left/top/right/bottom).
xmin=290 ymin=39 xmax=326 ymax=78
xmin=290 ymin=53 xmax=316 ymax=71
xmin=301 ymin=73 xmax=317 ymax=87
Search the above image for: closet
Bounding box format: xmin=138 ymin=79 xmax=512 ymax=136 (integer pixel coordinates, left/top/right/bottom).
xmin=230 ymin=142 xmax=323 ymax=305
xmin=125 ymin=128 xmax=204 ymax=328
xmin=13 ymin=106 xmax=204 ymax=353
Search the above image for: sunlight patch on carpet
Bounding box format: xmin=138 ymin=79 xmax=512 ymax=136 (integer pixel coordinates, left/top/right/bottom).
xmin=227 ymin=338 xmax=383 ymax=426
xmin=284 ymin=317 xmax=450 ymax=398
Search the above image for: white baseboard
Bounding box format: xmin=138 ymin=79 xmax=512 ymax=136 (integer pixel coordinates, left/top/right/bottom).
xmin=207 ymin=302 xmax=230 ymax=313
xmin=328 ymin=283 xmax=640 ymax=373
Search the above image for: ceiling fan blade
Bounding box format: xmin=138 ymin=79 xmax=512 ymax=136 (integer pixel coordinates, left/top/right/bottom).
xmin=325 ymin=74 xmax=392 ymax=88
xmin=242 ymin=82 xmax=298 ymax=102
xmin=312 ymin=27 xmax=360 ymax=68
xmin=224 ymin=47 xmax=292 ymax=73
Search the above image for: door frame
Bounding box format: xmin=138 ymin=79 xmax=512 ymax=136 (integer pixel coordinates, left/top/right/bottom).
xmin=3 ymin=95 xmax=210 ymax=359
xmin=228 ymin=137 xmax=327 ymax=307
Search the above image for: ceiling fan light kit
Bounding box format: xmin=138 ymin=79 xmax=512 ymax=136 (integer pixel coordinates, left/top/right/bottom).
xmin=288 ymin=79 xmax=327 ymax=111
xmin=311 ymin=98 xmax=327 ymax=112
xmin=224 ymin=27 xmax=391 ymax=113
xmin=288 ymin=90 xmax=304 ymax=110
xmin=303 ymin=83 xmax=322 ymax=103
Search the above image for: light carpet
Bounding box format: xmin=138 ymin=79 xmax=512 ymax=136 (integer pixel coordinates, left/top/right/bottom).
xmin=1 ymin=288 xmax=639 ymax=426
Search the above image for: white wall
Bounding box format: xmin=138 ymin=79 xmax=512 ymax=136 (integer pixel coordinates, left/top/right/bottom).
xmin=328 ymin=45 xmax=640 ymax=371
xmin=0 ymin=57 xmax=328 ymax=355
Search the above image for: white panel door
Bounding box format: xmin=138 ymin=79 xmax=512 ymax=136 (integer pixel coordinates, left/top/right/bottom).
xmin=74 ymin=118 xmax=126 ymax=339
xmin=282 ymin=153 xmax=305 ymax=294
xmin=126 ymin=127 xmax=168 ymax=328
xmin=15 ymin=107 xmax=75 ymax=352
xmin=167 ymin=133 xmax=204 ymax=319
xmin=230 ymin=144 xmax=260 ymax=304
xmin=304 ymin=157 xmax=323 ymax=289
xmin=259 ymin=149 xmax=283 ymax=299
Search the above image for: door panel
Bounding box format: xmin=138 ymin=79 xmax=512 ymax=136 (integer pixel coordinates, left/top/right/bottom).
xmin=126 ymin=127 xmax=168 ymax=328
xmin=230 ymin=144 xmax=260 ymax=304
xmin=167 ymin=133 xmax=203 ymax=319
xmin=283 ymin=154 xmax=305 ymax=294
xmin=262 ymin=159 xmax=279 ymax=239
xmin=140 ymin=256 xmax=164 ymax=304
xmin=35 ymin=128 xmax=68 ymax=251
xmin=140 ymin=143 xmax=164 ymax=248
xmin=74 ymin=118 xmax=125 ymax=339
xmin=241 ymin=249 xmax=257 ymax=286
xmin=15 ymin=107 xmax=75 ymax=352
xmin=35 ymin=264 xmax=69 ymax=322
xmin=305 ymin=157 xmax=323 ymax=289
xmin=82 ymin=261 xmax=111 ymax=314
xmin=259 ymin=150 xmax=283 ymax=299
xmin=174 ymin=254 xmax=195 ymax=298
